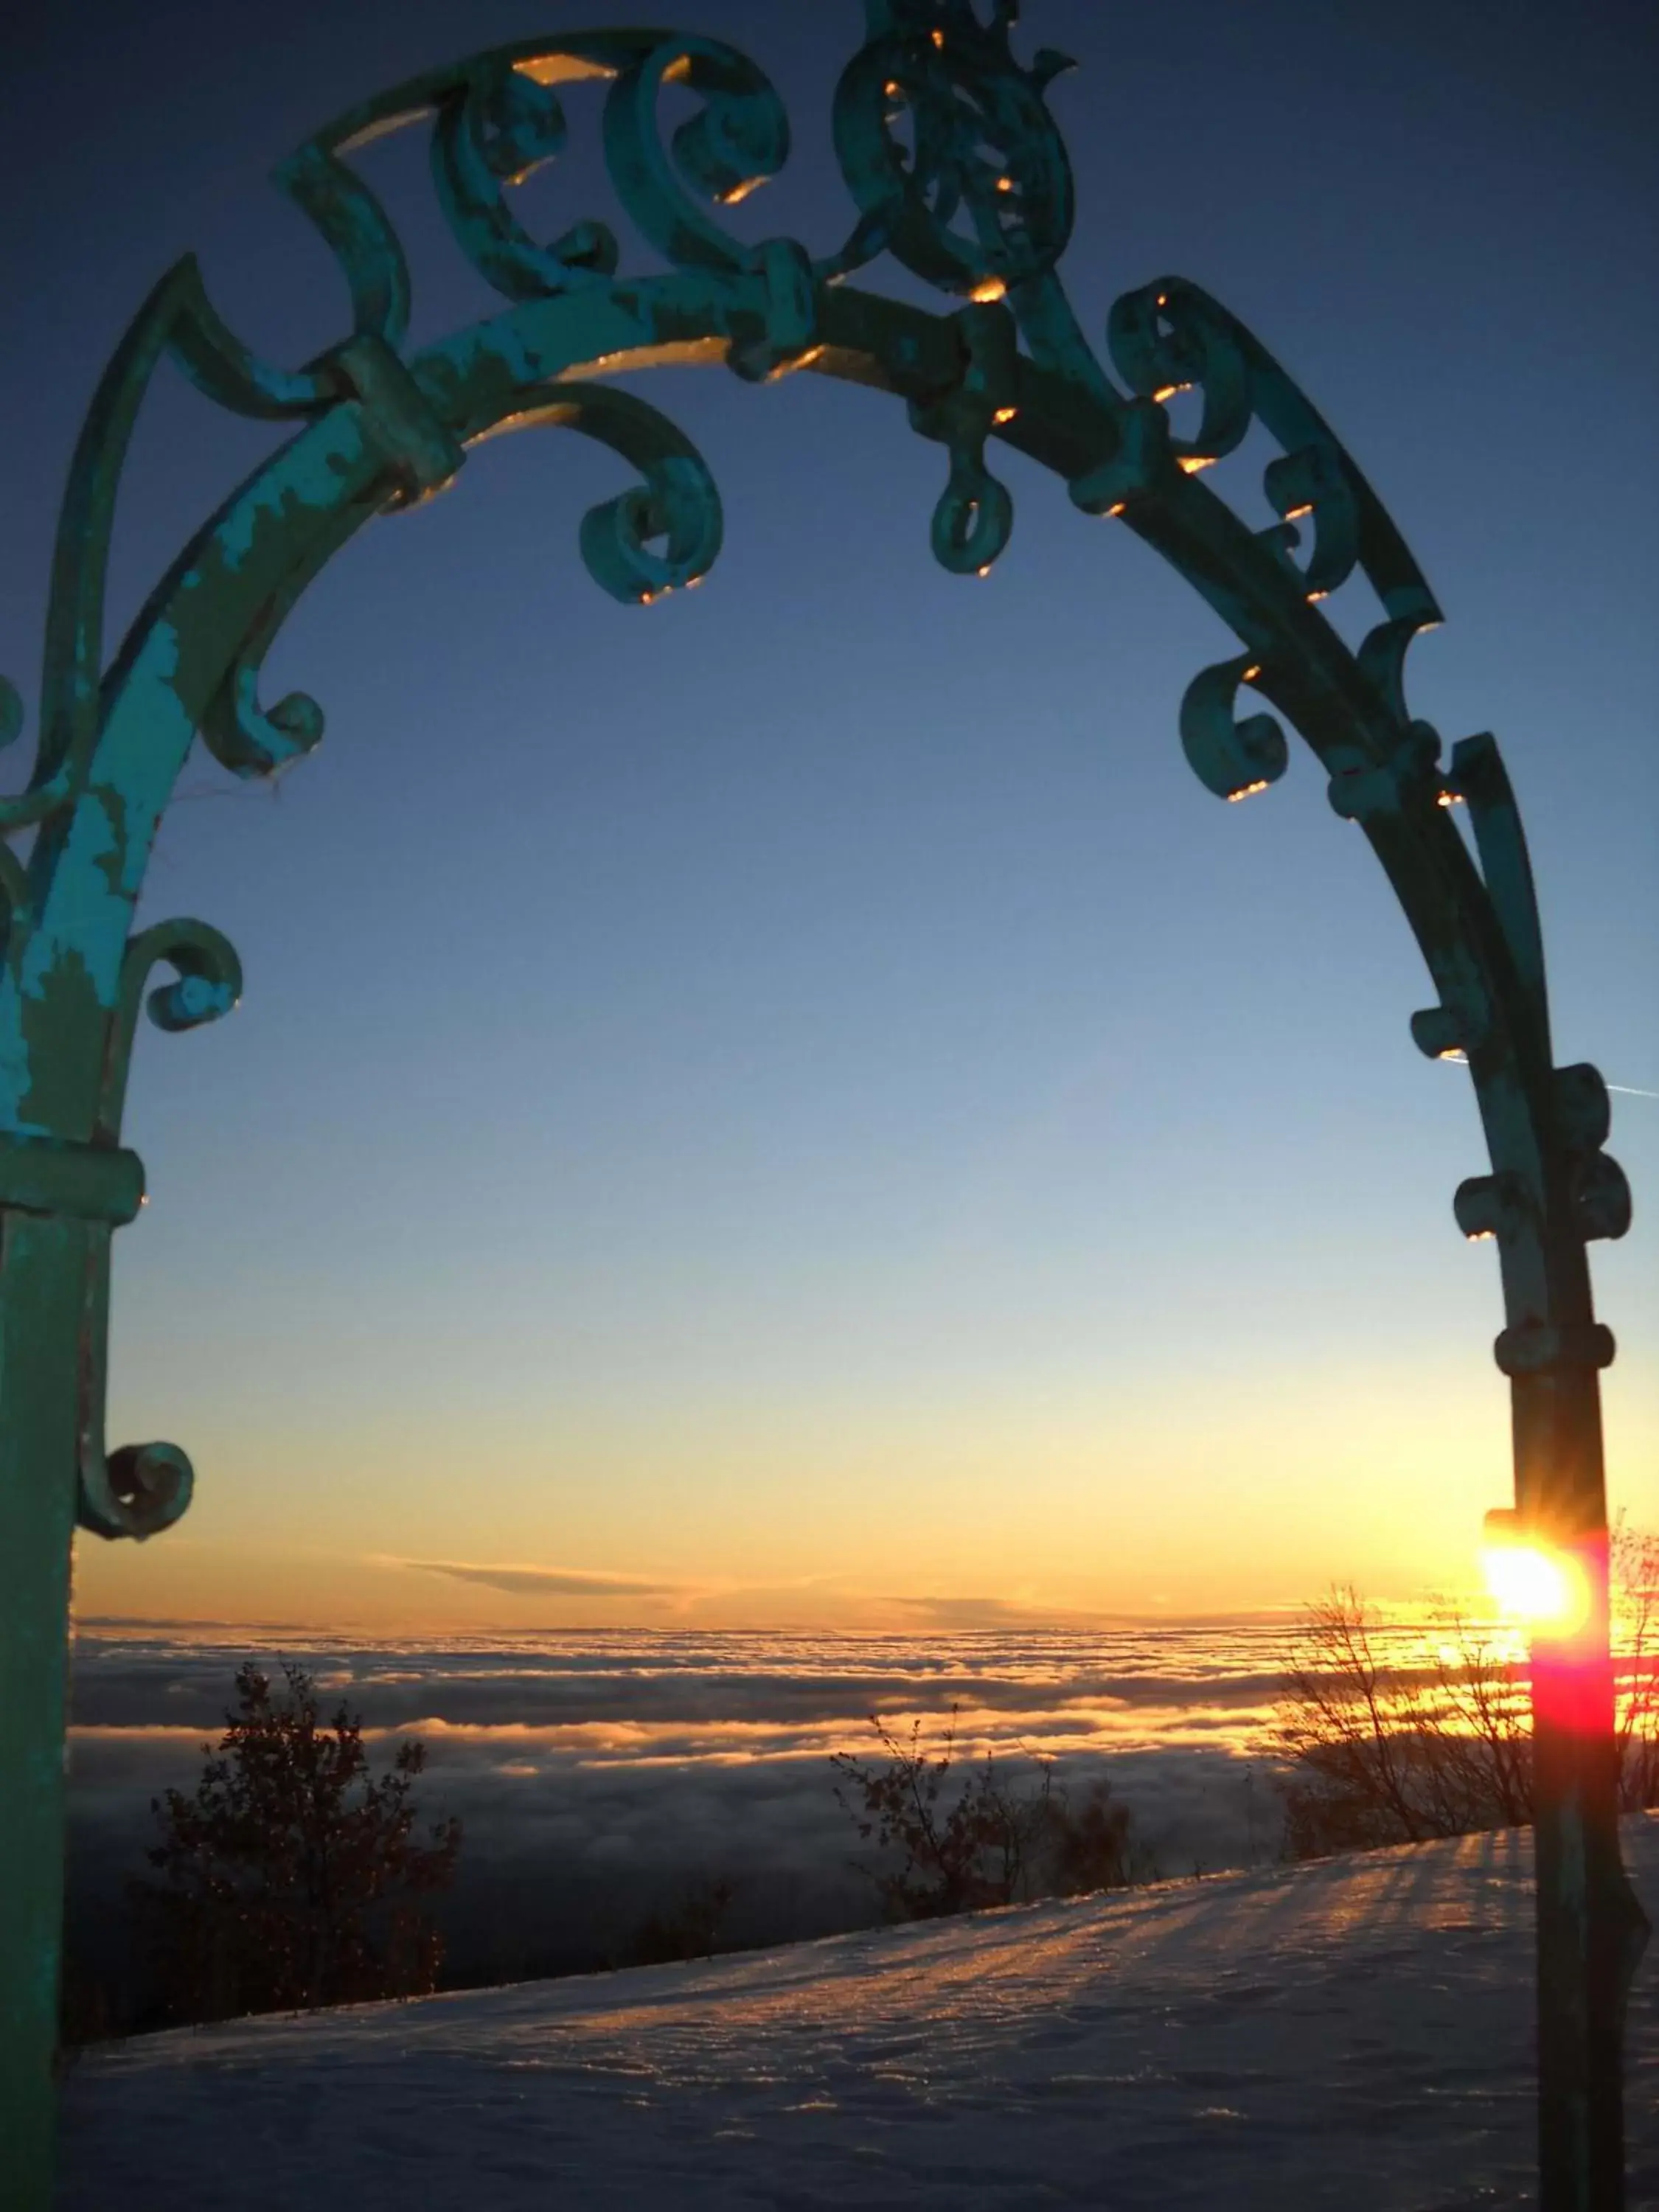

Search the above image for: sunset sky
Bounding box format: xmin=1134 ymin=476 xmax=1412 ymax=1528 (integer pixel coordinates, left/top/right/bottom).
xmin=5 ymin=0 xmax=1655 ymax=1630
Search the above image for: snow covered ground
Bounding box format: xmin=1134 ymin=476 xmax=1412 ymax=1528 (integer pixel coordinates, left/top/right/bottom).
xmin=60 ymin=1815 xmax=1658 ymax=2211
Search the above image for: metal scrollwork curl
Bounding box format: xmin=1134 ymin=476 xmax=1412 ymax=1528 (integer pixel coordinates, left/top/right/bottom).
xmin=1179 ymin=655 xmax=1289 ymax=804
xmin=1107 ymin=281 xmax=1253 ymax=468
xmin=98 ymin=919 xmax=243 ymax=1142
xmin=1261 ymin=440 xmax=1360 ymax=602
xmin=434 ymin=60 xmax=620 ymax=300
xmin=306 ymin=32 xmax=803 ymax=305
xmin=835 ymin=1 xmax=1075 ymax=299
xmin=200 ymin=650 xmax=325 ymax=781
xmin=572 ymin=398 xmax=725 ymax=606
xmin=1110 ymin=277 xmax=1439 ymax=625
xmin=603 ymin=34 xmax=793 ymax=274
xmin=459 ymin=383 xmax=725 ymax=606
xmin=1109 ymin=274 xmax=1445 ymax=771
xmin=78 ymin=1441 xmax=195 ymax=1543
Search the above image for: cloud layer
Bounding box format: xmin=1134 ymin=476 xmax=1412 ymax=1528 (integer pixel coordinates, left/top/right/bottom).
xmin=65 ymin=1616 xmax=1379 ymax=2000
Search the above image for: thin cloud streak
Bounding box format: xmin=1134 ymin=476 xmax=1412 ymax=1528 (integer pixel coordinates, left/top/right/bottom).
xmin=887 ymin=1596 xmax=1096 ymax=1629
xmin=1438 ymin=1057 xmax=1659 ymax=1102
xmin=393 ymin=1560 xmax=686 ymax=1600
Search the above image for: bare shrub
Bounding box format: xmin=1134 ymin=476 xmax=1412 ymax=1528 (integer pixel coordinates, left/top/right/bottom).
xmin=1274 ymin=1527 xmax=1659 ymax=1859
xmin=832 ymin=1708 xmax=1149 ymax=1920
xmin=633 ymin=1877 xmax=736 ymax=1965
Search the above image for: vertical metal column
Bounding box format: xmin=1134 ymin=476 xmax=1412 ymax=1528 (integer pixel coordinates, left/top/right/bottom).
xmin=0 ymin=1213 xmax=88 ymax=2211
xmin=1517 ymin=1363 xmax=1650 ymax=2210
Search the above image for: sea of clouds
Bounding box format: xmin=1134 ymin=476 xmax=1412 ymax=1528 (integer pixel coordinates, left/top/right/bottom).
xmin=65 ymin=1617 xmax=1440 ymax=2008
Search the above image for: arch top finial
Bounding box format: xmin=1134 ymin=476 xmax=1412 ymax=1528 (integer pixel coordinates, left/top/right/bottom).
xmin=835 ymin=0 xmax=1075 ymax=299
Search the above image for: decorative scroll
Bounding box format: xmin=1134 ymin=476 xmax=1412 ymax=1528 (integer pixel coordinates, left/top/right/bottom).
xmin=77 ymin=1440 xmax=195 ymax=1543
xmin=1104 ymin=274 xmax=1449 ymax=794
xmin=1105 ymin=277 xmax=1439 ymax=619
xmin=199 ymin=653 xmax=325 ymax=782
xmin=1178 ymin=656 xmax=1288 ymax=803
xmin=1107 ymin=282 xmax=1253 ymax=470
xmin=1088 ymin=262 xmax=1631 ymax=1331
xmin=463 ymin=383 xmax=725 ymax=605
xmin=834 ymin=1 xmax=1074 ymax=298
xmin=305 ymin=32 xmax=797 ymax=314
xmin=1093 ymin=273 xmax=1468 ymax=854
xmin=602 ymin=35 xmax=793 ymax=274
xmin=432 ymin=63 xmax=608 ymax=302
xmin=1261 ymin=441 xmax=1358 ymax=602
xmin=97 ymin=919 xmax=243 ymax=1144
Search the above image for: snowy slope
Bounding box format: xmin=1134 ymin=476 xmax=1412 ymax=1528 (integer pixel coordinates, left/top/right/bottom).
xmin=60 ymin=1816 xmax=1658 ymax=2211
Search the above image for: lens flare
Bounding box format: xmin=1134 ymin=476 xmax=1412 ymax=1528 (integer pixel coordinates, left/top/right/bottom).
xmin=1481 ymin=1542 xmax=1591 ymax=1633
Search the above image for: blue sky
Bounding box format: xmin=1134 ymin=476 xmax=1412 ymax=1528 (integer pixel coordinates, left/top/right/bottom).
xmin=4 ymin=0 xmax=1655 ymax=1623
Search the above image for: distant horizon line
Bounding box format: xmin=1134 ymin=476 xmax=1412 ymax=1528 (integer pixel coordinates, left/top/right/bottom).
xmin=72 ymin=1601 xmax=1450 ymax=1640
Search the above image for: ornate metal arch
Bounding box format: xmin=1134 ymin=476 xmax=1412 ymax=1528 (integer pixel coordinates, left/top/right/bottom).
xmin=0 ymin=7 xmax=1645 ymax=2205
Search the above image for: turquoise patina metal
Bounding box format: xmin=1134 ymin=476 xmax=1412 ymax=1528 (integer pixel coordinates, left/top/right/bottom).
xmin=0 ymin=6 xmax=1644 ymax=2205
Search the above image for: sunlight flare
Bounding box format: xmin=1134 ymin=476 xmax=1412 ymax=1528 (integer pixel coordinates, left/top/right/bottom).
xmin=1481 ymin=1538 xmax=1592 ymax=1635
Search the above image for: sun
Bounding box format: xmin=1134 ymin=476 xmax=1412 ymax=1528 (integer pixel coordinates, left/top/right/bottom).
xmin=1481 ymin=1540 xmax=1593 ymax=1636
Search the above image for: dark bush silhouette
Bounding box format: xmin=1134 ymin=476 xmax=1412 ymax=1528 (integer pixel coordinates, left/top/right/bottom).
xmin=632 ymin=1876 xmax=736 ymax=1965
xmin=832 ymin=1708 xmax=1149 ymax=1920
xmin=1273 ymin=1528 xmax=1659 ymax=1858
xmin=128 ymin=1659 xmax=461 ymax=2025
xmin=58 ymin=1960 xmax=119 ymax=2053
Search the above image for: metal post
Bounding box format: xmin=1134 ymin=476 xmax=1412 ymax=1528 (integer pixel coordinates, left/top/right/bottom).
xmin=1516 ymin=1363 xmax=1650 ymax=2210
xmin=0 ymin=1214 xmax=87 ymax=2207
